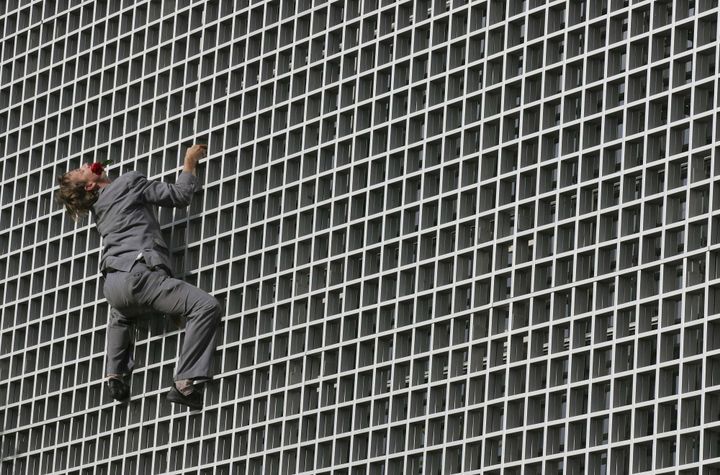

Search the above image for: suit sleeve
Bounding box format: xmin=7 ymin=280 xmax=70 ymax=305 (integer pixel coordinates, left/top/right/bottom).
xmin=139 ymin=171 xmax=198 ymax=207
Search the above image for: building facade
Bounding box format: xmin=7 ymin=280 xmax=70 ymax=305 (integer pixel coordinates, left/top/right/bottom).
xmin=1 ymin=0 xmax=720 ymax=474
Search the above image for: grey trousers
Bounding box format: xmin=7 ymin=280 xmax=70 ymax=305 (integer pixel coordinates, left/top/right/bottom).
xmin=102 ymin=261 xmax=221 ymax=382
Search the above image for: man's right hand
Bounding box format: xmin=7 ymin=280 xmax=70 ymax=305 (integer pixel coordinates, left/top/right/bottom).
xmin=183 ymin=144 xmax=207 ymax=174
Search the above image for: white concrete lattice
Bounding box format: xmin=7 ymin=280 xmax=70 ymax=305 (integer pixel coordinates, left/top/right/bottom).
xmin=1 ymin=0 xmax=720 ymax=474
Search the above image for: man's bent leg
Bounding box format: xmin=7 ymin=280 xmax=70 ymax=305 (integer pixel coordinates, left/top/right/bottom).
xmin=133 ymin=266 xmax=222 ymax=383
xmin=174 ymin=296 xmax=221 ymax=382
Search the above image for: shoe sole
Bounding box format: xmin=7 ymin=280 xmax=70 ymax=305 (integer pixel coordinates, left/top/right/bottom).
xmin=108 ymin=381 xmax=130 ymax=402
xmin=166 ymin=390 xmax=203 ymax=410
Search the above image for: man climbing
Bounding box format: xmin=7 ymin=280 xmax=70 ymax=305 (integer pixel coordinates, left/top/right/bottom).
xmin=55 ymin=144 xmax=220 ymax=410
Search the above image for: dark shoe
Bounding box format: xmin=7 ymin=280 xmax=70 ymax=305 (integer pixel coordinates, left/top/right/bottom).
xmin=107 ymin=378 xmax=130 ymax=402
xmin=166 ymin=384 xmax=203 ymax=410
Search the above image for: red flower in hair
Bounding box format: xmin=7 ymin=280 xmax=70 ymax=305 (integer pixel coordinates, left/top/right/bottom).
xmin=89 ymin=160 xmax=113 ymax=176
xmin=90 ymin=163 xmax=104 ymax=175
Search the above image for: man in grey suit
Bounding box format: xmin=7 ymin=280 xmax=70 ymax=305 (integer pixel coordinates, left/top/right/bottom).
xmin=55 ymin=144 xmax=220 ymax=410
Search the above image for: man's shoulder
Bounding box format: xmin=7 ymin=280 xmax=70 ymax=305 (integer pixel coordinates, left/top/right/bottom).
xmin=110 ymin=171 xmax=148 ymax=191
xmin=94 ymin=171 xmax=146 ymax=209
xmin=121 ymin=170 xmax=147 ymax=182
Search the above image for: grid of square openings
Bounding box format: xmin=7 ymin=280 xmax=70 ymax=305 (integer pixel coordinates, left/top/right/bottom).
xmin=2 ymin=0 xmax=720 ymax=474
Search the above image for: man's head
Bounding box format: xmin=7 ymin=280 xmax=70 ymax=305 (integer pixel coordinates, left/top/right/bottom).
xmin=55 ymin=163 xmax=108 ymax=221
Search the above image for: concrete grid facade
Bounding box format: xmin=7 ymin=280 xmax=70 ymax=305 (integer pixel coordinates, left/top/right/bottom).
xmin=1 ymin=0 xmax=720 ymax=473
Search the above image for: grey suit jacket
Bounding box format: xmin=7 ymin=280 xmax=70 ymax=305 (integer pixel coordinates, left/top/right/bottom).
xmin=91 ymin=171 xmax=198 ymax=276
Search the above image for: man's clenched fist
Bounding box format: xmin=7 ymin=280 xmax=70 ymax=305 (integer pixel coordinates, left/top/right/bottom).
xmin=183 ymin=144 xmax=207 ymax=174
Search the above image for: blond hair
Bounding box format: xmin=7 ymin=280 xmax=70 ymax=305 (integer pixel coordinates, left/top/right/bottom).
xmin=55 ymin=173 xmax=98 ymax=221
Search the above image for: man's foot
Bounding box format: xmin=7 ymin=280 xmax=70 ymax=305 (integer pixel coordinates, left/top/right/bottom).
xmin=166 ymin=383 xmax=203 ymax=410
xmin=107 ymin=377 xmax=130 ymax=402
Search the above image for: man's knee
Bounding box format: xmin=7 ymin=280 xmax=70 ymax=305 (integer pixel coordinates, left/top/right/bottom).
xmin=201 ymin=296 xmax=222 ymax=323
xmin=109 ymin=308 xmax=130 ymax=326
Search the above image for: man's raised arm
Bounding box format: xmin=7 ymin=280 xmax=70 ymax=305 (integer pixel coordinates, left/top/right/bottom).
xmin=142 ymin=144 xmax=207 ymax=207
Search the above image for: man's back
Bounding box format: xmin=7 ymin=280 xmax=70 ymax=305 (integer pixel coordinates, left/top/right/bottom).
xmin=92 ymin=170 xmax=197 ymax=276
